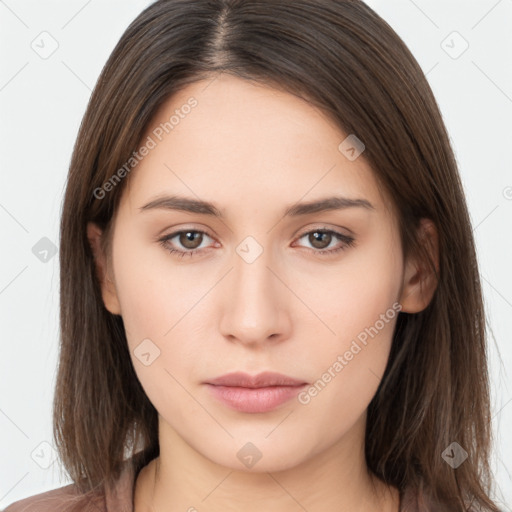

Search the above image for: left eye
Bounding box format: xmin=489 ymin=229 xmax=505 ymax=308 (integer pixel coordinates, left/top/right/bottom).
xmin=158 ymin=228 xmax=355 ymax=258
xmin=158 ymin=230 xmax=214 ymax=258
xmin=294 ymin=229 xmax=356 ymax=256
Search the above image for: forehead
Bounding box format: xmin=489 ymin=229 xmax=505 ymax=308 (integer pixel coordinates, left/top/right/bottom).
xmin=121 ymin=74 xmax=391 ymax=220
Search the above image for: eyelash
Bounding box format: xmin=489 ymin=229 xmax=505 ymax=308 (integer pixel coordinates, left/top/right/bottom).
xmin=158 ymin=228 xmax=355 ymax=259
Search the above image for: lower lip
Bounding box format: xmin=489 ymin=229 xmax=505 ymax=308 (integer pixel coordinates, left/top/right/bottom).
xmin=205 ymin=384 xmax=307 ymax=413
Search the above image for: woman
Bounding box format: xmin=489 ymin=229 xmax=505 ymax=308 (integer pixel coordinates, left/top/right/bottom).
xmin=3 ymin=0 xmax=501 ymax=511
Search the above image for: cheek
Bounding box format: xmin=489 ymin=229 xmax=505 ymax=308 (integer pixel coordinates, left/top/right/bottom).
xmin=298 ymin=228 xmax=401 ymax=343
xmin=110 ymin=233 xmax=206 ymax=385
xmin=113 ymin=256 xmax=209 ymax=421
xmin=295 ymin=234 xmax=402 ymax=430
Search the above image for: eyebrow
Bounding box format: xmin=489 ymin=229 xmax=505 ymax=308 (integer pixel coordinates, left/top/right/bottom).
xmin=139 ymin=194 xmax=375 ymax=217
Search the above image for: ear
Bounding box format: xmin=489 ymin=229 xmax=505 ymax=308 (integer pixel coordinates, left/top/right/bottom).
xmin=86 ymin=222 xmax=122 ymax=315
xmin=399 ymin=218 xmax=439 ymax=313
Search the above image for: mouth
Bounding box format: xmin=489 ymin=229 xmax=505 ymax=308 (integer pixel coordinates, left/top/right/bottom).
xmin=204 ymin=371 xmax=308 ymax=413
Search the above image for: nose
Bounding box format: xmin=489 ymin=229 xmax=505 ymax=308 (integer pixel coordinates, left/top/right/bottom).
xmin=218 ymin=243 xmax=291 ymax=347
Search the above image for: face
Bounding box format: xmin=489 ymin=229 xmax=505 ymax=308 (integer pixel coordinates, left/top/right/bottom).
xmin=89 ymin=74 xmax=429 ymax=473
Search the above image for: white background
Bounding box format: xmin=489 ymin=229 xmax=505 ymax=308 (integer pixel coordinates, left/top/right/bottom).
xmin=0 ymin=0 xmax=511 ymax=509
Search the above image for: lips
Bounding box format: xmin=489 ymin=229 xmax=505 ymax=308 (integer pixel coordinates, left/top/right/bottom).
xmin=204 ymin=372 xmax=308 ymax=413
xmin=206 ymin=371 xmax=307 ymax=388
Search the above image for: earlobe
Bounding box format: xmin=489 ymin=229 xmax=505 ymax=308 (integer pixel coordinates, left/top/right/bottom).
xmin=399 ymin=218 xmax=440 ymax=314
xmin=86 ymin=222 xmax=122 ymax=315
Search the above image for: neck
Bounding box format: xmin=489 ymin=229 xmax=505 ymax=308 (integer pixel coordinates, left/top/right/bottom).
xmin=134 ymin=415 xmax=400 ymax=512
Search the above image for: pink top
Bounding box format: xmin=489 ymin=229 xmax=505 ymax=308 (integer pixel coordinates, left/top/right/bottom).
xmin=2 ymin=457 xmax=455 ymax=512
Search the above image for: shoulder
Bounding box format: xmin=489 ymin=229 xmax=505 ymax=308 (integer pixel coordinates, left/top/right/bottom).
xmin=2 ymin=453 xmax=144 ymax=512
xmin=2 ymin=483 xmax=106 ymax=512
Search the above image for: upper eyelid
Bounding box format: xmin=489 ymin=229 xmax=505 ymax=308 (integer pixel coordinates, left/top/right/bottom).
xmin=161 ymin=221 xmax=352 ymax=236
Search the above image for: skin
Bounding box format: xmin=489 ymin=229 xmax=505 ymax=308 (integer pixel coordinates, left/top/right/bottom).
xmin=88 ymin=73 xmax=438 ymax=512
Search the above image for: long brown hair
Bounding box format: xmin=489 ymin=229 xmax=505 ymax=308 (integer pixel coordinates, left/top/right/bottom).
xmin=55 ymin=0 xmax=500 ymax=510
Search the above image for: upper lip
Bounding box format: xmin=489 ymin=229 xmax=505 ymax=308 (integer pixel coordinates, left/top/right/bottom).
xmin=206 ymin=371 xmax=307 ymax=388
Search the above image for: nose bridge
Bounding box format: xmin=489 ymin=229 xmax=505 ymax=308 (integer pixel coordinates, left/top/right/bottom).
xmin=219 ymin=236 xmax=288 ymax=343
